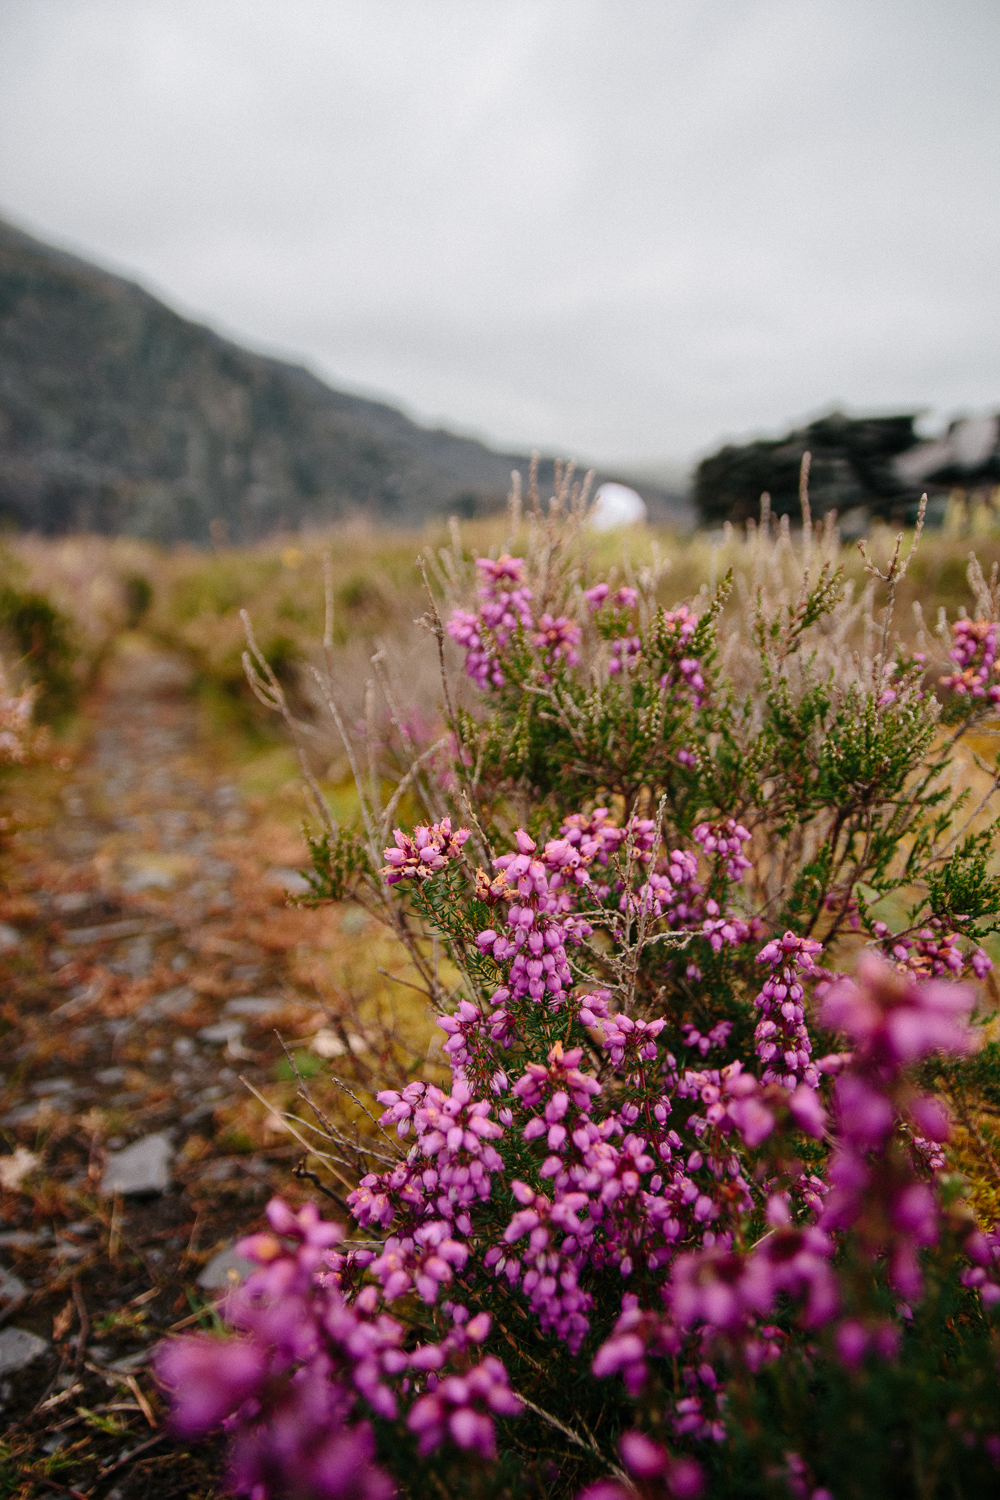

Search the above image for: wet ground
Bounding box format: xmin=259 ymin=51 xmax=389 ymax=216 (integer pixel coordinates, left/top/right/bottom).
xmin=0 ymin=639 xmax=371 ymax=1497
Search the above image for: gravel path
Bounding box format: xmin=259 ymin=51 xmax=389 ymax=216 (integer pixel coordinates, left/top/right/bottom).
xmin=0 ymin=638 xmax=354 ymax=1496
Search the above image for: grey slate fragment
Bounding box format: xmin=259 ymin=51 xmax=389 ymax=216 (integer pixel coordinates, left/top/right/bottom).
xmin=224 ymin=996 xmax=285 ymax=1017
xmin=0 ymin=1327 xmax=48 ymax=1374
xmin=198 ymin=1020 xmax=245 ymax=1045
xmin=198 ymin=1246 xmax=256 ymax=1289
xmin=100 ymin=1132 xmax=173 ymax=1196
xmin=64 ymin=918 xmax=174 ymax=945
xmin=140 ymin=985 xmax=195 ymax=1020
xmin=0 ymin=1230 xmax=47 ymax=1249
xmin=0 ymin=923 xmax=21 ymax=952
xmin=0 ymin=1268 xmax=27 ymax=1314
xmin=264 ymin=867 xmax=312 ymax=895
xmin=107 ymin=1348 xmax=151 ymax=1372
xmin=31 ymin=1077 xmax=75 ymax=1097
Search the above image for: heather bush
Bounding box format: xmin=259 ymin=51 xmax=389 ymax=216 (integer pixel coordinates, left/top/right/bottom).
xmin=158 ymin=470 xmax=1000 ymax=1500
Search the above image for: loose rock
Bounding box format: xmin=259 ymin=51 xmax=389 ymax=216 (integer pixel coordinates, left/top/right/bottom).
xmin=100 ymin=1132 xmax=173 ymax=1196
xmin=224 ymin=996 xmax=286 ymax=1017
xmin=0 ymin=1327 xmax=48 ymax=1375
xmin=263 ymin=867 xmax=311 ymax=896
xmin=0 ymin=923 xmax=21 ymax=952
xmin=0 ymin=1268 xmax=27 ymax=1314
xmin=197 ymin=1245 xmax=256 ymax=1289
xmin=198 ymin=1020 xmax=245 ymax=1046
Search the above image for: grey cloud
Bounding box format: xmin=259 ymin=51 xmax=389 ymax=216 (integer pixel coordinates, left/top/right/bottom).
xmin=0 ymin=0 xmax=998 ymax=470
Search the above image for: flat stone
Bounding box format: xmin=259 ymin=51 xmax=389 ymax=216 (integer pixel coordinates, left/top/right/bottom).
xmin=108 ymin=1091 xmax=145 ymax=1109
xmin=0 ymin=923 xmax=22 ymax=952
xmin=197 ymin=1020 xmax=245 ymax=1045
xmin=0 ymin=1327 xmax=48 ymax=1375
xmin=310 ymin=1027 xmax=367 ymax=1058
xmin=64 ymin=918 xmax=174 ymax=946
xmin=0 ymin=1230 xmax=45 ymax=1249
xmin=224 ymin=996 xmax=285 ymax=1017
xmin=52 ymin=891 xmax=92 ymax=915
xmin=100 ymin=1132 xmax=173 ymax=1196
xmin=108 ymin=935 xmax=154 ymax=978
xmin=0 ymin=1107 xmax=34 ymax=1127
xmin=180 ymin=1103 xmax=216 ymax=1127
xmin=31 ymin=1078 xmax=75 ymax=1097
xmin=141 ymin=985 xmax=195 ymax=1019
xmin=0 ymin=1269 xmax=27 ymax=1313
xmin=198 ymin=1245 xmax=256 ymax=1289
xmin=121 ymin=854 xmax=194 ymax=893
xmin=264 ymin=867 xmax=311 ymax=896
xmin=106 ymin=1348 xmax=150 ymax=1373
xmin=51 ymin=1240 xmax=87 ymax=1262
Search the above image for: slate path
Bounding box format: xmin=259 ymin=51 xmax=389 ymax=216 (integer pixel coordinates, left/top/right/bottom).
xmin=0 ymin=638 xmax=351 ymax=1497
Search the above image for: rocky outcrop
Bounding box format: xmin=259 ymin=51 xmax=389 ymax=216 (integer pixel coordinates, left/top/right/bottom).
xmin=694 ymin=412 xmax=921 ymax=528
xmin=894 ymin=415 xmax=1000 ymax=491
xmin=694 ymin=409 xmax=1000 ymax=531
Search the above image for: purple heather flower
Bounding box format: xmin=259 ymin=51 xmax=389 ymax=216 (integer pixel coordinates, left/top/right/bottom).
xmin=533 ymin=613 xmax=582 ymax=666
xmin=156 ymin=1335 xmax=268 ymax=1438
xmin=820 ymin=953 xmax=974 ymax=1066
xmin=381 ymin=818 xmax=470 ymax=885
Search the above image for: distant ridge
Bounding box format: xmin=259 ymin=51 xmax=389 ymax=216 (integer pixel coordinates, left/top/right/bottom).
xmin=0 ymin=217 xmax=686 ymax=542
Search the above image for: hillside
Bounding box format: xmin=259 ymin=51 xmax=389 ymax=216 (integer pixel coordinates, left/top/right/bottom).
xmin=0 ymin=217 xmax=685 ymax=543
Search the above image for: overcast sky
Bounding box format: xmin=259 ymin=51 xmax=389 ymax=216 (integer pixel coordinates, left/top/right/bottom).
xmin=1 ymin=1 xmax=998 ymax=473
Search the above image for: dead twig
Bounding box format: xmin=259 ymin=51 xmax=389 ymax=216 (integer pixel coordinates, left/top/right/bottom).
xmin=293 ymin=1155 xmax=346 ymax=1206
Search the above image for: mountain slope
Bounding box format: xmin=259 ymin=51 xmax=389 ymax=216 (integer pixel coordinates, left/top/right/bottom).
xmin=0 ymin=217 xmax=684 ymax=541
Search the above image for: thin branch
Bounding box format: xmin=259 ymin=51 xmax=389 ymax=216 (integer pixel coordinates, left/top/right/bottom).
xmin=237 ymin=1076 xmax=357 ymax=1192
xmin=293 ymin=1156 xmax=347 ymax=1206
xmin=240 ymin=609 xmax=335 ymax=838
xmin=516 ymin=1393 xmax=631 ymax=1484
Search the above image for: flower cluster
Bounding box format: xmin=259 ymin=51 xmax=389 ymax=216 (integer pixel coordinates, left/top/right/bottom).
xmin=156 ymin=1200 xmax=401 ymax=1500
xmin=585 ymin=582 xmax=638 ymax=615
xmin=407 ymin=1307 xmax=521 ymax=1458
xmin=682 ymin=1019 xmax=733 ymax=1057
xmin=533 ymin=613 xmax=582 ymax=667
xmin=669 ymin=1195 xmax=837 ymax=1336
xmin=817 ymin=955 xmax=975 ymax=1304
xmin=353 ymin=1078 xmax=504 ymax=1236
xmin=872 ymin=917 xmax=993 ymax=981
xmin=448 ymin=552 xmax=711 ymax=701
xmin=381 ymin=818 xmax=469 ymax=884
xmin=940 ymin=617 xmax=1000 ymax=702
xmin=692 ymin=817 xmax=752 ymax=881
xmin=447 ymin=554 xmax=534 ymax=689
xmin=659 ymin=605 xmax=705 ymax=705
xmin=475 ymin=828 xmax=596 ymax=1012
xmin=753 ymin=931 xmax=824 ymax=1089
xmin=160 ymin=806 xmax=1000 ymax=1500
